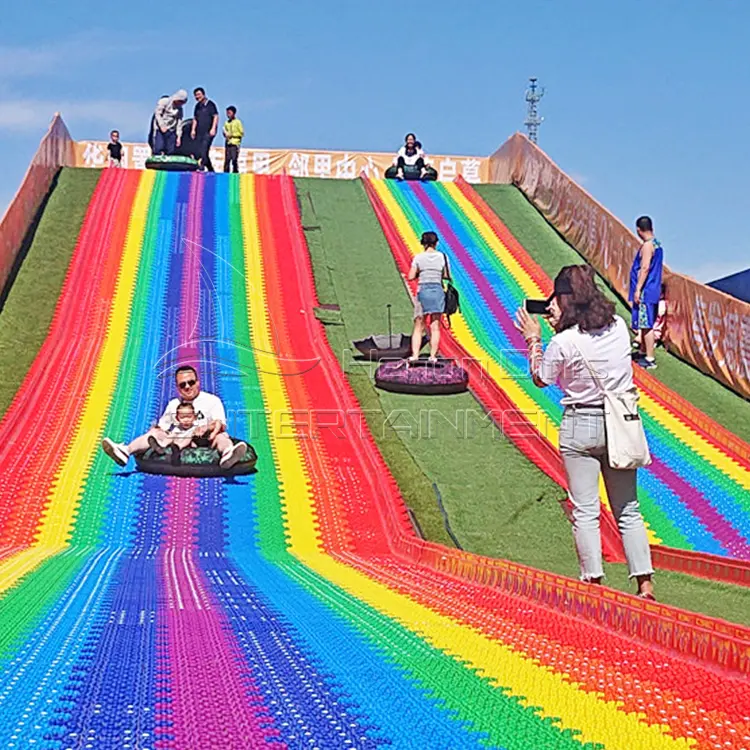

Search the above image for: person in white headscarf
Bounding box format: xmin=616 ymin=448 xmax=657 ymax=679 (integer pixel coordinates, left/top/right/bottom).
xmin=152 ymin=89 xmax=188 ymax=155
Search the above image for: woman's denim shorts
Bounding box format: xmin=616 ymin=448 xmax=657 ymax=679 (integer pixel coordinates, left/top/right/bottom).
xmin=414 ymin=283 xmax=445 ymax=318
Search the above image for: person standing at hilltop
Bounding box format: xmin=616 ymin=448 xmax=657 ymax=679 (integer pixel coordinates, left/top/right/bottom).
xmin=107 ymin=130 xmax=123 ymax=167
xmin=191 ymin=87 xmax=219 ymax=172
xmin=222 ymin=106 xmax=244 ymax=173
xmin=152 ymin=90 xmax=187 ymax=155
xmin=629 ymin=216 xmax=664 ymax=370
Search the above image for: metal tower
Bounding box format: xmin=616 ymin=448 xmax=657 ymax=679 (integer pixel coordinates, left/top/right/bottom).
xmin=524 ymin=77 xmax=545 ymax=144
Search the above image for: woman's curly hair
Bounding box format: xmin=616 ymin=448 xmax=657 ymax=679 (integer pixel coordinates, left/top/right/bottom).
xmin=554 ymin=265 xmax=615 ymax=333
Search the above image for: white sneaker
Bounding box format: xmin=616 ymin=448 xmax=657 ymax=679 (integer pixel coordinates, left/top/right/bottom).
xmin=102 ymin=438 xmax=129 ymax=467
xmin=220 ymin=441 xmax=247 ymax=469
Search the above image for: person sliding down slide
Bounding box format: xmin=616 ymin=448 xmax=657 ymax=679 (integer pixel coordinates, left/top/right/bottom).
xmin=146 ymin=400 xmax=215 ymax=467
xmin=385 ymin=133 xmax=436 ymax=180
xmin=101 ymin=365 xmax=247 ymax=470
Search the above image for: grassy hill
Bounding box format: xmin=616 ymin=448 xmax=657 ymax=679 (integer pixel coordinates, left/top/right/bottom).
xmin=0 ymin=167 xmax=746 ymax=624
xmin=0 ymin=169 xmax=100 ymax=415
xmin=296 ymin=176 xmax=750 ymax=625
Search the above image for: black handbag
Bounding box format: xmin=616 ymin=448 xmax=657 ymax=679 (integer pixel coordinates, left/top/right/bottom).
xmin=441 ymin=253 xmax=460 ymax=319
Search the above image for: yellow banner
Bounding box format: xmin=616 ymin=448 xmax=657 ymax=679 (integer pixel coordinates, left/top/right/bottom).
xmin=74 ymin=141 xmax=489 ymax=183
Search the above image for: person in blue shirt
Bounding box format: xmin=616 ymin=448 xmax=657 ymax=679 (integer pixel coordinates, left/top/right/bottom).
xmin=629 ymin=216 xmax=664 ymax=370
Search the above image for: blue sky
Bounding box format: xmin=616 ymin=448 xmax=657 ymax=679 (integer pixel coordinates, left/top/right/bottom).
xmin=1 ymin=0 xmax=748 ymax=281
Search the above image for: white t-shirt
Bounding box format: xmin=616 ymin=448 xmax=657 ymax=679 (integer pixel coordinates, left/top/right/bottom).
xmin=167 ymin=423 xmax=199 ymax=438
xmin=395 ymin=145 xmax=426 ymax=166
xmin=158 ymin=391 xmax=227 ymax=431
xmin=411 ymin=251 xmax=446 ymax=285
xmin=539 ymin=316 xmax=633 ymax=406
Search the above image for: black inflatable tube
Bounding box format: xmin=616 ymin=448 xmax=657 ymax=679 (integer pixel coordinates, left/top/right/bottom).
xmin=134 ymin=456 xmax=257 ymax=477
xmin=134 ymin=442 xmax=258 ymax=477
xmin=384 ymin=165 xmax=438 ymax=181
xmin=374 ymin=378 xmax=468 ymax=395
xmin=145 ymin=157 xmax=200 ymax=172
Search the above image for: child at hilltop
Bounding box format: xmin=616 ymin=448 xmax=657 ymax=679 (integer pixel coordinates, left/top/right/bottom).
xmin=107 ymin=130 xmax=123 ymax=168
xmin=222 ymin=106 xmax=244 ymax=173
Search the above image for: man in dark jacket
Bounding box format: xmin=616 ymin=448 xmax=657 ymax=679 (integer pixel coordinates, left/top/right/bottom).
xmin=191 ymin=87 xmax=219 ymax=172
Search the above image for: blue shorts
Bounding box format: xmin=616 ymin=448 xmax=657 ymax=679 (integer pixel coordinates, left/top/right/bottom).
xmin=415 ymin=283 xmax=445 ymax=318
xmin=631 ymin=302 xmax=658 ymax=330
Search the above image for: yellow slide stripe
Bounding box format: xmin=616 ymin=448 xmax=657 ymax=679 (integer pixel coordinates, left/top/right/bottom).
xmin=0 ymin=171 xmax=154 ymax=592
xmin=440 ymin=182 xmax=661 ymax=541
xmin=447 ymin=182 xmax=750 ymax=494
xmin=370 ymin=179 xmax=656 ymax=542
xmin=240 ymin=175 xmax=688 ymax=749
xmin=370 ymin=179 xmax=552 ymax=433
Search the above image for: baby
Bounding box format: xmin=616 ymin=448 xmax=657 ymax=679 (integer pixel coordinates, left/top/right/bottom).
xmin=147 ymin=402 xmax=208 ymax=464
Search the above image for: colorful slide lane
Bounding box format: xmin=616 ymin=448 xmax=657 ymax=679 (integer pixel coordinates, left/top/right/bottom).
xmin=0 ymin=168 xmax=748 ymax=748
xmin=365 ymin=177 xmax=750 ymax=573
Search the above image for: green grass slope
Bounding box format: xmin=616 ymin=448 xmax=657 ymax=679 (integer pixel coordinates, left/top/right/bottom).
xmin=476 ymin=184 xmax=750 ymax=442
xmin=296 ymin=177 xmax=750 ymax=625
xmin=0 ymin=168 xmax=100 ymax=416
xmin=0 ymin=168 xmax=744 ymax=623
xmin=296 ymin=177 xmax=574 ymax=568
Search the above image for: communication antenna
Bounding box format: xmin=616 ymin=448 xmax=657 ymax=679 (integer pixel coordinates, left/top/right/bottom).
xmin=524 ymin=77 xmax=545 ymax=144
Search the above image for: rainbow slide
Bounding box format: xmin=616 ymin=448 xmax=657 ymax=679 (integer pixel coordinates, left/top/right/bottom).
xmin=366 ymin=177 xmax=750 ymax=576
xmin=0 ymin=168 xmax=748 ymax=748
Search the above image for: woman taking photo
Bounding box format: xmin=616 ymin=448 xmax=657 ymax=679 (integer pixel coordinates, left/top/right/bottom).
xmin=515 ymin=265 xmax=655 ymax=599
xmin=408 ymin=231 xmax=448 ymax=362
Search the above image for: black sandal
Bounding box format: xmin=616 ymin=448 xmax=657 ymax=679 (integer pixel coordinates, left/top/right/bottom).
xmin=147 ymin=435 xmax=167 ymax=456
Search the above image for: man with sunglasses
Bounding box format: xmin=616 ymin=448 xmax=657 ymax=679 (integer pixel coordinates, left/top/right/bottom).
xmin=101 ymin=365 xmax=247 ymax=469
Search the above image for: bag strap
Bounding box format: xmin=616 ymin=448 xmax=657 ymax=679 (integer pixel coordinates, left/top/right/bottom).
xmin=569 ymin=337 xmax=607 ymax=397
xmin=441 ymin=252 xmax=452 ymax=282
xmin=441 ymin=253 xmax=453 ymax=330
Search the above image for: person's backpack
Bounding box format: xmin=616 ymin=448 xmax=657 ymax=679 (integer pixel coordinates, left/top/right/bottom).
xmin=441 ymin=253 xmax=460 ymax=322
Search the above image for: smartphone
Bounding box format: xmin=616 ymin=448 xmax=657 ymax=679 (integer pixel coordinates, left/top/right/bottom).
xmin=525 ymin=299 xmax=550 ymax=315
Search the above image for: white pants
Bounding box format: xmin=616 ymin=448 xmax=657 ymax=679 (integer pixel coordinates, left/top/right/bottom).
xmin=559 ymin=407 xmax=654 ymax=581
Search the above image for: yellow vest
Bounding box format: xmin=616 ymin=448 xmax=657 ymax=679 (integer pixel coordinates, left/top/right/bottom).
xmin=223 ymin=118 xmax=244 ymax=146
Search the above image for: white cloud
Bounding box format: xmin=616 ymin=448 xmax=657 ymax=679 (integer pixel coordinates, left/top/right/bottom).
xmin=0 ymin=46 xmax=61 ymax=80
xmin=0 ymin=32 xmax=155 ymax=81
xmin=0 ymin=31 xmax=282 ymax=140
xmin=569 ymin=172 xmax=588 ymax=186
xmin=0 ymin=99 xmax=151 ymax=136
xmin=0 ymin=101 xmax=36 ymax=130
xmin=0 ymin=95 xmax=285 ymax=138
xmin=0 ymin=31 xmax=158 ymax=137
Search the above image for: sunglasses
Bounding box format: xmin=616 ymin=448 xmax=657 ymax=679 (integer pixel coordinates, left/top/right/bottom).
xmin=178 ymin=379 xmax=197 ymax=390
